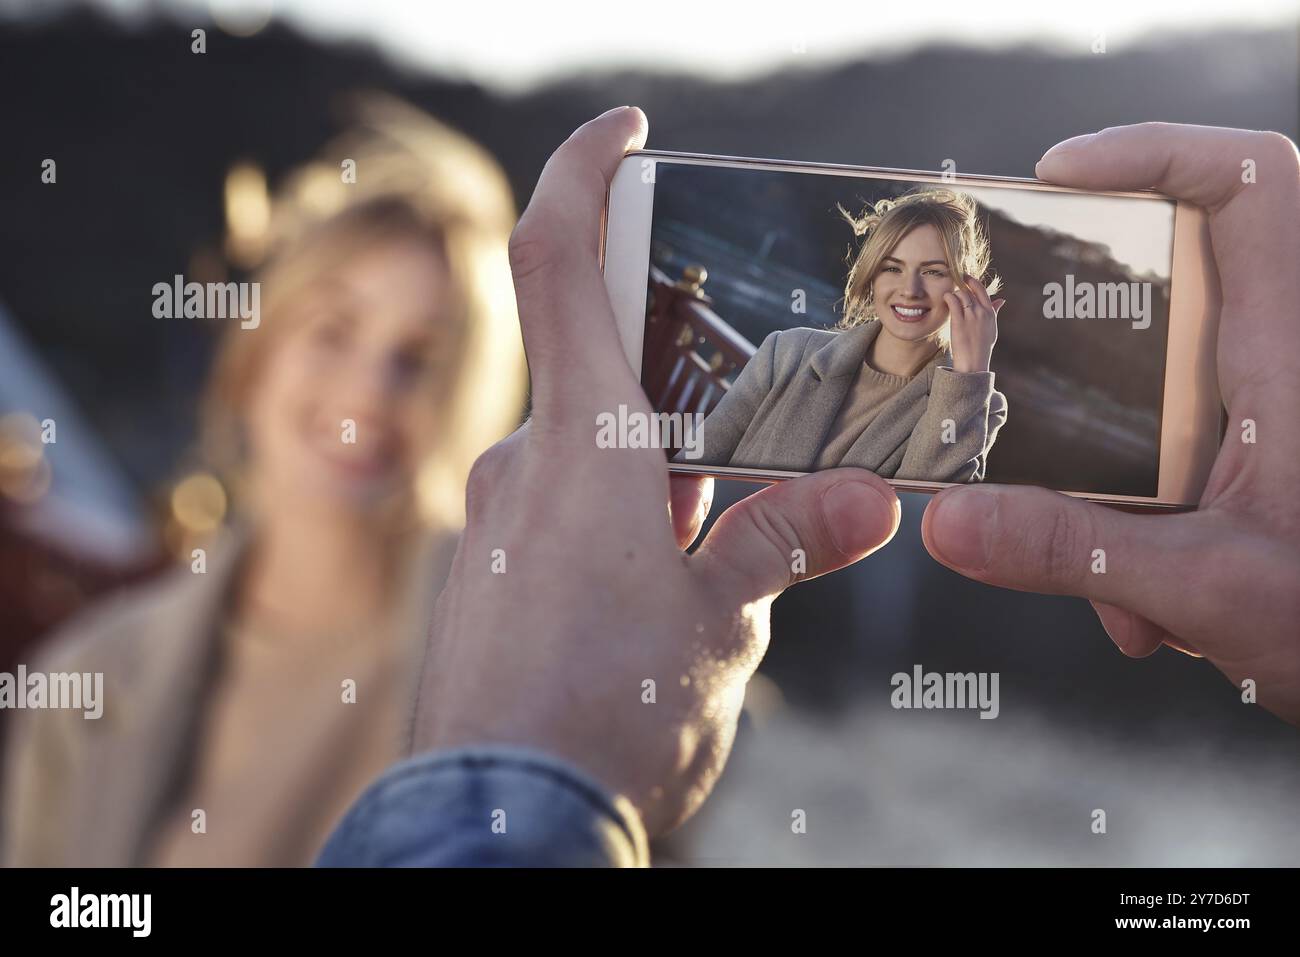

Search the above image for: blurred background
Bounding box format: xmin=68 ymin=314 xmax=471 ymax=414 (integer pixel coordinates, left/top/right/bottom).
xmin=1 ymin=0 xmax=1297 ymax=865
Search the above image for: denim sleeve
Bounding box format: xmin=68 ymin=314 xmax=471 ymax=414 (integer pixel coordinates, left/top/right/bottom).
xmin=315 ymin=746 xmax=649 ymax=867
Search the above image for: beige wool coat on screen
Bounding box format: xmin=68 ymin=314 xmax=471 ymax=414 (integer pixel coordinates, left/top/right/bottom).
xmin=694 ymin=319 xmax=1008 ymax=482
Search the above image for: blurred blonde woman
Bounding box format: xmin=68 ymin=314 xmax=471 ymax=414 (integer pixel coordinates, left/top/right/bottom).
xmin=2 ymin=95 xmax=527 ymax=865
xmin=697 ymin=187 xmax=1007 ymax=483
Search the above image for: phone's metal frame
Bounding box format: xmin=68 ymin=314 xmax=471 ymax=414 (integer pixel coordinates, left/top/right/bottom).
xmin=602 ymin=149 xmax=1223 ymax=510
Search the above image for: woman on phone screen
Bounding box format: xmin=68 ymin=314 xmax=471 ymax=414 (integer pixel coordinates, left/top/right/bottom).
xmin=697 ymin=187 xmax=1007 ymax=483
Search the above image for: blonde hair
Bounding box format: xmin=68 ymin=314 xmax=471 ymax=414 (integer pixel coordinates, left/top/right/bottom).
xmin=838 ymin=187 xmax=1001 ymax=344
xmin=201 ymin=93 xmax=527 ymax=529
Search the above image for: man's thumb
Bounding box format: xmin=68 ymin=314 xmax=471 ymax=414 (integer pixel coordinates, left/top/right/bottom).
xmin=921 ymin=484 xmax=1201 ymax=632
xmin=693 ymin=469 xmax=900 ymax=606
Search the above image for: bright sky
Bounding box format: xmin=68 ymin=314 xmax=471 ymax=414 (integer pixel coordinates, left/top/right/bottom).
xmin=63 ymin=0 xmax=1300 ymax=91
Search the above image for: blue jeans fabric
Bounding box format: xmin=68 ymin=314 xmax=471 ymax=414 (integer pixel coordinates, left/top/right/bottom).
xmin=316 ymin=746 xmax=647 ymax=867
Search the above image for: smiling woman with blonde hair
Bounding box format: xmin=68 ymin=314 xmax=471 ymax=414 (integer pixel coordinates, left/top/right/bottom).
xmin=696 ymin=186 xmax=1008 ymax=483
xmin=3 ymin=95 xmax=527 ymax=866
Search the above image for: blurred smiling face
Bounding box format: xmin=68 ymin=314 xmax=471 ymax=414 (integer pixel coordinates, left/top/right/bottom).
xmin=871 ymin=223 xmax=955 ymax=342
xmin=244 ymin=237 xmax=454 ymax=512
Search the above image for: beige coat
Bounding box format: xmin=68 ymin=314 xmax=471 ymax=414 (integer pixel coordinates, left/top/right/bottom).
xmin=696 ymin=320 xmax=1007 ymax=482
xmin=0 ymin=525 xmax=455 ymax=866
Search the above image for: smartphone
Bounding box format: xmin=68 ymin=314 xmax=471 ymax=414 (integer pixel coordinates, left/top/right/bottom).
xmin=602 ymin=150 xmax=1223 ymax=509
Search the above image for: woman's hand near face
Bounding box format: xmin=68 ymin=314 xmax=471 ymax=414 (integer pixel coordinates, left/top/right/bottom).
xmin=945 ymin=276 xmax=1005 ymax=373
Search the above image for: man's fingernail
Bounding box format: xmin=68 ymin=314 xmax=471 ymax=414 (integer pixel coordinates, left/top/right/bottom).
xmin=1041 ymin=132 xmax=1096 ymax=158
xmin=928 ymin=487 xmax=999 ymax=571
xmin=822 ymin=481 xmax=898 ymax=555
xmin=697 ymin=485 xmax=713 ymax=523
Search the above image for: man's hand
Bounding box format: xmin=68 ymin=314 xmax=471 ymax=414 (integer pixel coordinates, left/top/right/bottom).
xmin=410 ymin=108 xmax=901 ymax=836
xmin=922 ymin=123 xmax=1300 ymax=724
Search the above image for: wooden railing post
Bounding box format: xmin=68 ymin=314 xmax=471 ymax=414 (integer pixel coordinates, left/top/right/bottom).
xmin=642 ymin=263 xmax=759 ymax=453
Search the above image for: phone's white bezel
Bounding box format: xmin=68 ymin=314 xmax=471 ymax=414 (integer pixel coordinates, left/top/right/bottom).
xmin=602 ymin=149 xmax=1223 ymax=509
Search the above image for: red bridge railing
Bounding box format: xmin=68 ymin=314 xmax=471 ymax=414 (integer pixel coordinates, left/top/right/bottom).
xmin=643 ymin=263 xmax=757 ymax=424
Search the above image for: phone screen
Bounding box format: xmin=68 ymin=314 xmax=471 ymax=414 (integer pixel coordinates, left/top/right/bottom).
xmin=643 ymin=161 xmax=1177 ymax=498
